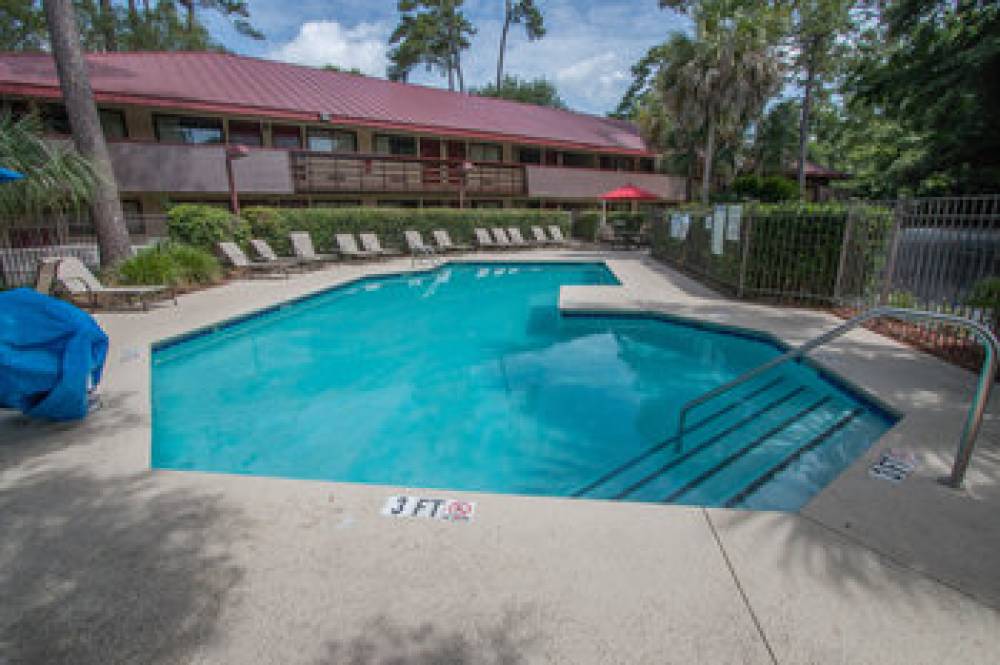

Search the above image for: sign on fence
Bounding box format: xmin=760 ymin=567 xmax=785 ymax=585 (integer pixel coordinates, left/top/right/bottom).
xmin=726 ymin=205 xmax=742 ymax=241
xmin=670 ymin=213 xmax=690 ymax=239
xmin=712 ymin=206 xmax=726 ymax=255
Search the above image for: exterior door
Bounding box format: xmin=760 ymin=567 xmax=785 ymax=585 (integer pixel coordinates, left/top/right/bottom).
xmin=446 ymin=140 xmax=466 ymax=184
xmin=420 ymin=138 xmax=441 ymax=186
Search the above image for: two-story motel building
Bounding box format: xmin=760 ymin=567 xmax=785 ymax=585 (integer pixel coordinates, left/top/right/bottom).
xmin=0 ymin=51 xmax=686 ymax=237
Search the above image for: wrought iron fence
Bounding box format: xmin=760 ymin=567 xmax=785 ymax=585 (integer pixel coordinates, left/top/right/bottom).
xmin=0 ymin=213 xmax=167 ymax=288
xmin=652 ymin=196 xmax=999 ymax=372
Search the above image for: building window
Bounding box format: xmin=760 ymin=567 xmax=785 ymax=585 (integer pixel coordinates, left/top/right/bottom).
xmin=517 ymin=147 xmax=541 ymax=164
xmin=228 ymin=120 xmax=262 ymax=147
xmin=639 ymin=157 xmax=655 ymax=173
xmin=472 ymin=200 xmax=503 ymax=209
xmin=377 ymin=199 xmax=420 ymax=208
xmin=562 ymin=152 xmax=592 ymax=168
xmin=154 ymin=114 xmax=224 ymax=144
xmin=469 ymin=143 xmax=502 ymax=162
xmin=272 ymin=124 xmax=302 ymax=149
xmin=41 ymin=103 xmax=70 ymax=134
xmin=39 ymin=104 xmax=127 ymax=139
xmin=307 ymin=128 xmax=356 ymax=152
xmin=600 ymin=155 xmax=634 ymax=171
xmin=100 ymin=110 xmax=127 ymax=139
xmin=374 ymin=134 xmax=417 ymax=156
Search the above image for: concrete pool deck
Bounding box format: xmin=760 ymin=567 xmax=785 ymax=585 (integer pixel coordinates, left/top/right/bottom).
xmin=1 ymin=250 xmax=998 ymax=664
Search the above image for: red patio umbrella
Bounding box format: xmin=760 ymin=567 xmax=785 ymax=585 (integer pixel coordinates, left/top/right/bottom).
xmin=599 ymin=183 xmax=660 ymax=201
xmin=598 ymin=183 xmax=660 ymax=230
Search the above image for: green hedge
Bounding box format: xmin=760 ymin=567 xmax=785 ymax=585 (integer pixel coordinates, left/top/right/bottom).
xmin=652 ymin=202 xmax=894 ymax=301
xmin=240 ymin=206 xmax=571 ymax=254
xmin=115 ymin=242 xmax=223 ymax=288
xmin=167 ymin=204 xmax=250 ymax=251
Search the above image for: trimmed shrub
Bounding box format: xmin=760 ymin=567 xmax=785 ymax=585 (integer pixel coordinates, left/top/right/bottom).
xmin=239 ymin=206 xmax=571 ymax=254
xmin=574 ymin=212 xmax=600 ymax=240
xmin=116 ymin=242 xmax=222 ymax=288
xmin=732 ymin=175 xmax=800 ymax=202
xmin=167 ymin=204 xmax=251 ymax=251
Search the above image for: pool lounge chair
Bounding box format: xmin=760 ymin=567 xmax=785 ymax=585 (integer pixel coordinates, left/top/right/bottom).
xmin=360 ymin=232 xmax=403 ymax=258
xmin=249 ymin=238 xmax=309 ymax=270
xmin=52 ymin=256 xmax=174 ymax=310
xmin=335 ymin=234 xmax=378 ymax=260
xmin=218 ymin=241 xmax=289 ymax=278
xmin=404 ymin=230 xmax=436 ymax=258
xmin=490 ymin=227 xmax=513 ymax=249
xmin=433 ymin=229 xmax=471 ymax=252
xmin=547 ymin=225 xmax=569 ymax=245
xmin=506 ymin=227 xmax=533 ymax=248
xmin=531 ymin=226 xmax=558 ymax=246
xmin=289 ymin=231 xmax=338 ymax=264
xmin=474 ymin=227 xmax=498 ymax=249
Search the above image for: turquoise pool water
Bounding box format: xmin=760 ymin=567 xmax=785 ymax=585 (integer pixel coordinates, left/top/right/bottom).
xmin=152 ymin=262 xmax=894 ymax=510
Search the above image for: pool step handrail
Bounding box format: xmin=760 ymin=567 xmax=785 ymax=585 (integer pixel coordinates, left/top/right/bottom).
xmin=676 ymin=307 xmax=998 ymax=488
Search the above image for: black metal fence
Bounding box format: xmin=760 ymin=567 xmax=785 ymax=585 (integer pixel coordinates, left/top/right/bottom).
xmin=651 ymin=196 xmax=999 ymax=371
xmin=0 ymin=213 xmax=167 ymax=287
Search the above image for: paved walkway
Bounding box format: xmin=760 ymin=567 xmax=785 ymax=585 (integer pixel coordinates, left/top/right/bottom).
xmin=1 ymin=250 xmax=998 ymax=664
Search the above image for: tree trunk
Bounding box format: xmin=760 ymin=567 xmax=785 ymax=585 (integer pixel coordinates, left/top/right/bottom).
xmin=455 ymin=48 xmax=465 ymax=93
xmin=183 ymin=0 xmax=195 ymax=32
xmin=100 ymin=0 xmax=117 ymax=51
xmin=797 ymin=49 xmax=817 ymax=199
xmin=701 ymin=115 xmax=716 ymax=204
xmin=43 ymin=0 xmax=130 ymax=268
xmin=446 ymin=59 xmax=455 ymax=91
xmin=497 ymin=1 xmax=512 ymax=88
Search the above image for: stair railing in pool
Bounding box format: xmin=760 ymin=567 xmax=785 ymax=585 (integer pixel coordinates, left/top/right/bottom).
xmin=676 ymin=307 xmax=998 ymax=489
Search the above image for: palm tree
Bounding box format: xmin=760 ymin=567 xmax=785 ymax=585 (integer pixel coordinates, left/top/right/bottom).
xmin=42 ymin=0 xmax=131 ymax=267
xmin=496 ymin=1 xmax=545 ymax=88
xmin=0 ymin=114 xmax=95 ymax=218
xmin=654 ymin=11 xmax=782 ymax=203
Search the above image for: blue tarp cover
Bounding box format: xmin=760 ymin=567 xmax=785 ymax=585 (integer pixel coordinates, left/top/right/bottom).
xmin=0 ymin=288 xmax=108 ymax=421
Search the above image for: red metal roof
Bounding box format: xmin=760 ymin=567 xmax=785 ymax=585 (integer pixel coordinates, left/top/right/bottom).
xmin=0 ymin=51 xmax=652 ymax=155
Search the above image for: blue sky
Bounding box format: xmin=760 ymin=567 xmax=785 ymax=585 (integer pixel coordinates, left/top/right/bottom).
xmin=203 ymin=1 xmax=691 ymax=116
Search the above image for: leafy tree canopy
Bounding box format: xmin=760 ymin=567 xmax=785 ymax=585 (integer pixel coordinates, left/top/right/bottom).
xmin=472 ymin=76 xmax=567 ymax=110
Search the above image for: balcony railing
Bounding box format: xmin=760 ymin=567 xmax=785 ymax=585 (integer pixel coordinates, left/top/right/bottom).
xmin=289 ymin=152 xmax=526 ymax=196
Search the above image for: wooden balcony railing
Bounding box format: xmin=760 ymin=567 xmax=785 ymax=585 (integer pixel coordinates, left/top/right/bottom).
xmin=289 ymin=151 xmax=526 ymax=196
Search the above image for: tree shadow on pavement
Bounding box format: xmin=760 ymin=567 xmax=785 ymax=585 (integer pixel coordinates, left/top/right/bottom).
xmin=0 ymin=468 xmax=244 ymax=665
xmin=314 ymin=607 xmax=539 ymax=665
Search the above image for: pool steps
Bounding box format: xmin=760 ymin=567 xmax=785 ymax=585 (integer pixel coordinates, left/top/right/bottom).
xmin=573 ymin=373 xmax=871 ymax=509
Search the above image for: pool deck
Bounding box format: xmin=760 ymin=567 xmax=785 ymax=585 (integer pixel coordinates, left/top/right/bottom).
xmin=2 ymin=249 xmax=998 ymax=664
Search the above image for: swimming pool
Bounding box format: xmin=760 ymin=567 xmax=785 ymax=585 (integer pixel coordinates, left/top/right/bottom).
xmin=152 ymin=262 xmax=895 ymax=511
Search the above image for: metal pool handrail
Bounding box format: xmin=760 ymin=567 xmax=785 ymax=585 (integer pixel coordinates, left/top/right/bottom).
xmin=676 ymin=307 xmax=998 ymax=488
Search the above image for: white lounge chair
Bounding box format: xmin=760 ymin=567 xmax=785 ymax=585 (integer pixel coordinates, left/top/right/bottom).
xmin=506 ymin=227 xmax=533 ymax=248
xmin=360 ymin=232 xmax=402 ymax=258
xmin=547 ymin=225 xmax=569 ymax=245
xmin=531 ymin=226 xmax=558 ymax=246
xmin=250 ymin=238 xmax=307 ymax=269
xmin=474 ymin=227 xmax=497 ymax=249
xmin=490 ymin=227 xmax=513 ymax=248
xmin=404 ymin=230 xmax=436 ymax=256
xmin=218 ymin=241 xmax=288 ymax=277
xmin=289 ymin=231 xmax=338 ymax=264
xmin=53 ymin=256 xmax=174 ymax=310
xmin=335 ymin=234 xmax=378 ymax=260
xmin=433 ymin=229 xmax=471 ymax=252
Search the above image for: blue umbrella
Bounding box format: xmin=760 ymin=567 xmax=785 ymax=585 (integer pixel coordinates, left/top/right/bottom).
xmin=0 ymin=167 xmax=25 ymax=182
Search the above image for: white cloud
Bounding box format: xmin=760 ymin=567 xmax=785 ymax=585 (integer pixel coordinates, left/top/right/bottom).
xmin=554 ymin=53 xmax=630 ymax=109
xmin=268 ymin=21 xmax=388 ymax=76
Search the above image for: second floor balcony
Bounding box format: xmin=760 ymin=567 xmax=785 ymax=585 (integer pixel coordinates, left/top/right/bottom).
xmin=288 ymin=152 xmax=527 ymax=196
